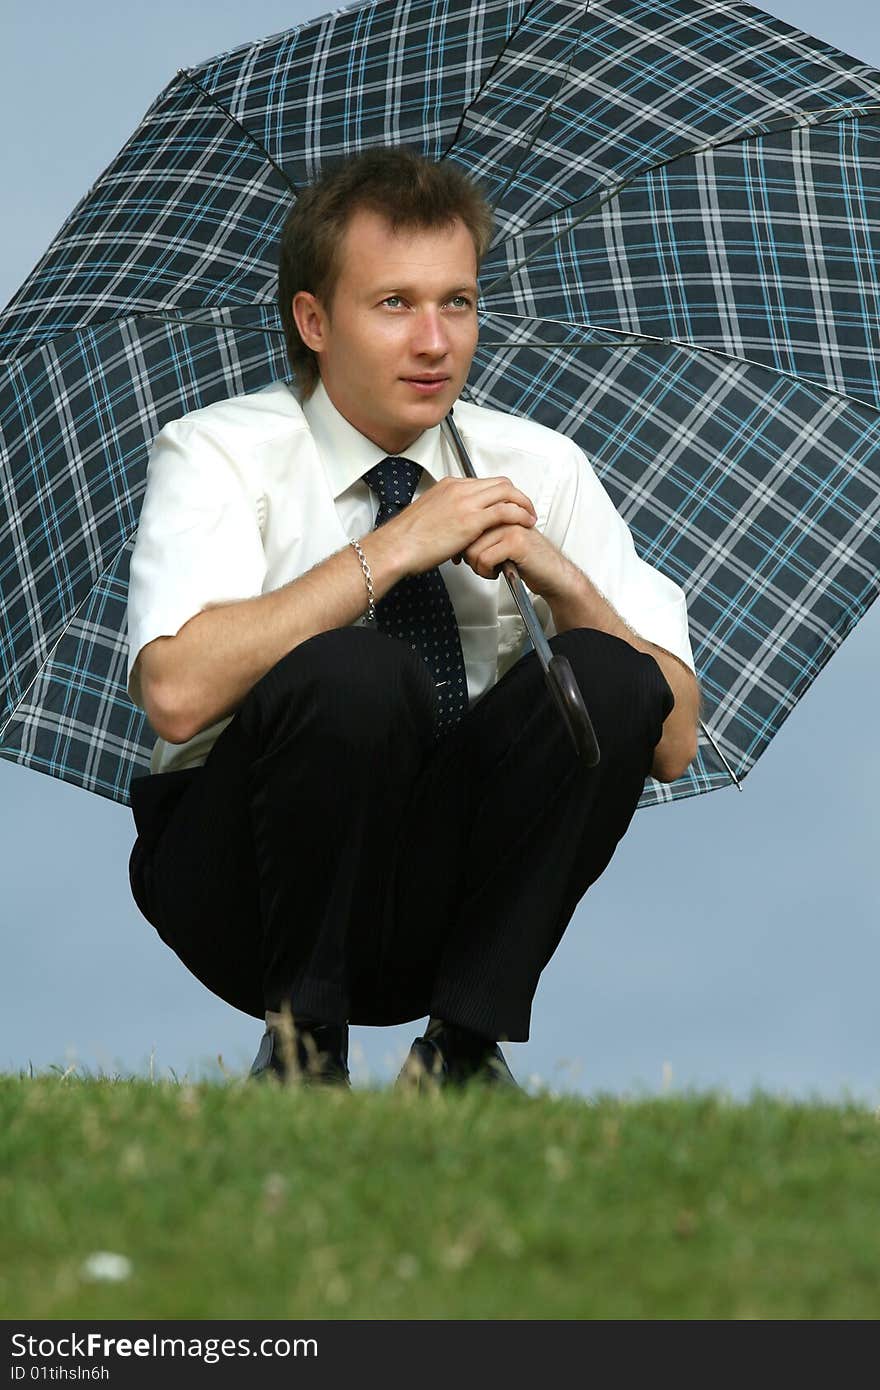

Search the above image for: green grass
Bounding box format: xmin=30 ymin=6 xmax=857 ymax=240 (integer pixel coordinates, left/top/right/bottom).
xmin=2 ymin=1069 xmax=880 ymax=1319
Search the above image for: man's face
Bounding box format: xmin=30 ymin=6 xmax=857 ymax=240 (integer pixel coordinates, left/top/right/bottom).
xmin=293 ymin=208 xmax=479 ymax=454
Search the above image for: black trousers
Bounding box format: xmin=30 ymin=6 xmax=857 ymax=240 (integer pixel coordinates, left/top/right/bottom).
xmin=128 ymin=625 xmax=674 ymax=1042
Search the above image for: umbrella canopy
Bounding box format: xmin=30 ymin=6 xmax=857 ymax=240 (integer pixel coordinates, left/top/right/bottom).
xmin=3 ymin=0 xmax=880 ymax=811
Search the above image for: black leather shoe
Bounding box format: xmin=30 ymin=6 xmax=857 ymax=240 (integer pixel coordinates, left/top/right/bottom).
xmin=395 ymin=1024 xmax=520 ymax=1092
xmin=249 ymin=1020 xmax=350 ymax=1087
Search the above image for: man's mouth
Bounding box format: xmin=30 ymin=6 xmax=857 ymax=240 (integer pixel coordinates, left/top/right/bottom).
xmin=402 ymin=375 xmax=450 ymax=394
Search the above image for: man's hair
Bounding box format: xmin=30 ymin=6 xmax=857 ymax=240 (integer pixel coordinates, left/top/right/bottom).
xmin=277 ymin=146 xmax=494 ymax=397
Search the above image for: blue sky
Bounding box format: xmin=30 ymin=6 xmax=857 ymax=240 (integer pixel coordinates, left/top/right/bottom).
xmin=2 ymin=0 xmax=879 ymax=1097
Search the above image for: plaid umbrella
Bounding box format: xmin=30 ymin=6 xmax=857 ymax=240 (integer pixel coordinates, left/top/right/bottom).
xmin=3 ymin=0 xmax=880 ymax=813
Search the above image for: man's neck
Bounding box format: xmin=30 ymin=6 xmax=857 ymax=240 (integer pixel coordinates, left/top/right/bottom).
xmin=316 ymin=379 xmax=423 ymax=455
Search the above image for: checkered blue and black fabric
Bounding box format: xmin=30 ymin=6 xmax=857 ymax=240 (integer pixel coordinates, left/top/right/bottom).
xmin=363 ymin=457 xmax=469 ymax=735
xmin=4 ymin=0 xmax=880 ymax=810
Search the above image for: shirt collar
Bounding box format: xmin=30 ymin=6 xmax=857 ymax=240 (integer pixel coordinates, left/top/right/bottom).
xmin=300 ymin=379 xmax=447 ymax=499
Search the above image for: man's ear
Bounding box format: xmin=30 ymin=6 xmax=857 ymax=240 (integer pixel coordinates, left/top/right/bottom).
xmin=292 ymin=290 xmax=327 ymax=352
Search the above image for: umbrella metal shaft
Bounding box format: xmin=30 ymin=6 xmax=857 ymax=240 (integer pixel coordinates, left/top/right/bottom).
xmin=441 ymin=409 xmax=600 ymax=765
xmin=441 ymin=411 xmax=555 ymax=666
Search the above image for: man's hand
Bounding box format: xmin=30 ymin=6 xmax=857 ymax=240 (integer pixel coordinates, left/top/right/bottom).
xmin=453 ymin=518 xmax=573 ymax=598
xmin=384 ymin=475 xmax=539 ymax=576
xmin=454 ymin=520 xmax=700 ymax=783
xmin=396 ymin=485 xmax=700 ymax=782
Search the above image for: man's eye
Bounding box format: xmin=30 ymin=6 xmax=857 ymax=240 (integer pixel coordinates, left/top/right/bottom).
xmin=383 ymin=296 xmax=403 ymax=308
xmin=450 ymin=296 xmax=472 ymax=308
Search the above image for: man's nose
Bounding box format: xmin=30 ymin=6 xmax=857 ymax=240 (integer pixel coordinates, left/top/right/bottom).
xmin=412 ymin=308 xmax=449 ymax=355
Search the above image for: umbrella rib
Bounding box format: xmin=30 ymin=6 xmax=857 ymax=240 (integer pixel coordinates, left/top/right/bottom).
xmin=480 ymin=101 xmax=880 ymax=300
xmin=438 ymin=0 xmax=545 ymax=164
xmin=697 ymin=722 xmax=743 ymax=791
xmin=476 ymin=314 xmax=880 ymax=416
xmin=0 ymin=532 xmax=139 ymax=753
xmin=137 ymin=310 xmax=286 ymax=337
xmin=176 ymin=67 xmax=299 ymax=196
xmin=454 ymin=3 xmax=594 ymax=215
xmin=139 ymin=308 xmax=880 ymax=416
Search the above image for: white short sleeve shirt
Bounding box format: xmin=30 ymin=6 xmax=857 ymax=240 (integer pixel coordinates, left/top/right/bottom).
xmin=127 ymin=378 xmax=696 ymax=776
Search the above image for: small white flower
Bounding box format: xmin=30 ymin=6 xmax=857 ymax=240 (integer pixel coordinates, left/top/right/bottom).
xmin=81 ymin=1251 xmax=132 ymax=1282
xmin=395 ymin=1253 xmax=420 ymax=1279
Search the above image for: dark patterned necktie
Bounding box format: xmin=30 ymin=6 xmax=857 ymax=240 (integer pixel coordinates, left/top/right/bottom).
xmin=363 ymin=456 xmax=469 ymax=736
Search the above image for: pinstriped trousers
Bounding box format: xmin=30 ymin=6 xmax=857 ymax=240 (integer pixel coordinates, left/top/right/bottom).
xmin=128 ymin=625 xmax=674 ymax=1042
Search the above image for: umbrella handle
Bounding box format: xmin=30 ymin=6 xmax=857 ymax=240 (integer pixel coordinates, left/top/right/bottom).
xmin=547 ymin=653 xmax=600 ymax=766
xmin=441 ymin=409 xmax=600 ymax=766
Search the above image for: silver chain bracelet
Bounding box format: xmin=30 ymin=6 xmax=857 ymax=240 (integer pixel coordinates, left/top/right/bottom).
xmin=348 ymin=538 xmax=376 ymax=622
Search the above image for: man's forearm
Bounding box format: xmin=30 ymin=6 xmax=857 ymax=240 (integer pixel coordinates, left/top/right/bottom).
xmin=157 ymin=528 xmax=407 ymax=744
xmin=547 ymin=557 xmax=700 ymax=782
